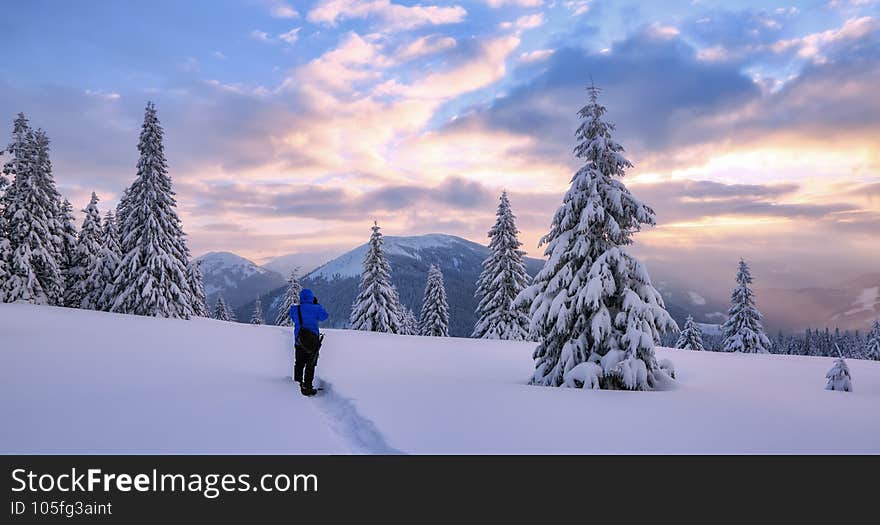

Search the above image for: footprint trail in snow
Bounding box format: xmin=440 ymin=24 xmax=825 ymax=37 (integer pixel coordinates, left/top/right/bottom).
xmin=310 ymin=378 xmax=404 ymax=455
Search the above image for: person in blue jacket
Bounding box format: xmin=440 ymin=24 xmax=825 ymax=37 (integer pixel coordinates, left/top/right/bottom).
xmin=290 ymin=288 xmax=329 ymax=396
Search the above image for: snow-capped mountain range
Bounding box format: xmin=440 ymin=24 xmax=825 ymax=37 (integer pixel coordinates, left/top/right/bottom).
xmin=195 ymin=252 xmax=286 ymax=311
xmin=238 ymin=233 xmax=545 ymax=337
xmin=260 ymin=249 xmax=345 ymax=277
xmin=199 ymin=235 xmax=880 ymax=335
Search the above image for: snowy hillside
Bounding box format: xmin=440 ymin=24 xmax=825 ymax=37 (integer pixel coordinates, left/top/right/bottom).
xmin=196 ymin=251 xmax=286 ymax=310
xmin=3 ymin=303 xmax=880 ymax=454
xmin=241 ymin=234 xmax=545 ymax=337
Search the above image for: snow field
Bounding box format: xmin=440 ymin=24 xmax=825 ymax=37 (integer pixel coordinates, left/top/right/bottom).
xmin=3 ymin=303 xmax=879 ymax=454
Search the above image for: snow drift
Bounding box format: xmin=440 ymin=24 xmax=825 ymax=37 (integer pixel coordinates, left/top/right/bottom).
xmin=2 ymin=303 xmax=879 ymax=454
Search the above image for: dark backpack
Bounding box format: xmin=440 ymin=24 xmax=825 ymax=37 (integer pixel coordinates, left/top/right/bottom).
xmin=296 ymin=305 xmax=322 ymax=353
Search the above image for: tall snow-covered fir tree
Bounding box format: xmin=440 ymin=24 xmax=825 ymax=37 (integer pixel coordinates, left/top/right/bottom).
xmin=109 ymin=102 xmax=194 ymax=318
xmin=275 ymin=267 xmax=302 ymax=326
xmin=350 ymin=222 xmax=401 ymax=333
xmin=58 ymin=198 xmax=79 ymax=305
xmin=34 ymin=130 xmax=69 ymax=295
xmin=721 ymin=259 xmax=770 ymax=353
xmin=82 ymin=211 xmax=122 ymax=311
xmin=866 ymin=319 xmax=880 ymax=361
xmin=676 ymin=315 xmax=705 ymax=351
xmin=214 ymin=295 xmax=234 ymax=321
xmin=825 ymin=357 xmax=852 ymax=392
xmin=0 ymin=136 xmax=12 ymax=296
xmin=186 ymin=258 xmax=209 ymax=317
xmin=251 ymin=297 xmax=264 ymax=325
xmin=0 ymin=227 xmax=8 ymax=297
xmin=515 ymin=85 xmax=676 ymax=390
xmin=1 ymin=118 xmax=65 ymax=305
xmin=65 ymin=192 xmax=103 ymax=308
xmin=419 ymin=264 xmax=449 ymax=337
xmin=472 ymin=191 xmax=531 ymax=340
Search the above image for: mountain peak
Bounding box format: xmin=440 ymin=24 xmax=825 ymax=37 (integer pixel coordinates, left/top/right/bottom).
xmin=307 ymin=233 xmax=485 ymax=281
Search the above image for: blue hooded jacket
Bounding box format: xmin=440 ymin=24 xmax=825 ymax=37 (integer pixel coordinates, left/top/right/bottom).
xmin=290 ymin=288 xmax=329 ymax=342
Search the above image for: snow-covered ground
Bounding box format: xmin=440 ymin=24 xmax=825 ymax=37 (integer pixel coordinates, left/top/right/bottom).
xmin=2 ymin=303 xmax=879 ymax=454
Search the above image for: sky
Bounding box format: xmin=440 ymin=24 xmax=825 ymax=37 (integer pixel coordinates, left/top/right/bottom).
xmin=1 ymin=0 xmax=878 ymax=299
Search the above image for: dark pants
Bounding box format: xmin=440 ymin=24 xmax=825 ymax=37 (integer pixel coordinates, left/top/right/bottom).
xmin=294 ymin=344 xmax=319 ymax=389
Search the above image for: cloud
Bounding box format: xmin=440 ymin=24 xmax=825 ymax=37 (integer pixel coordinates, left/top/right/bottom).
xmin=307 ymin=0 xmax=467 ymax=31
xmin=433 ymin=18 xmax=880 ymax=175
xmin=250 ymin=29 xmax=272 ymax=42
xmin=519 ymin=49 xmax=554 ymax=63
xmin=500 ymin=13 xmax=545 ymax=31
xmin=395 ymin=34 xmax=457 ymax=61
xmin=563 ymin=1 xmax=592 ymax=16
xmin=484 ymin=0 xmax=543 ymax=6
xmin=400 ymin=35 xmax=520 ymax=100
xmin=631 ymin=179 xmax=857 ymax=223
xmin=267 ymin=1 xmax=299 ymax=19
xmin=279 ymin=27 xmax=301 ymax=45
xmin=182 ymin=176 xmax=495 ymax=222
xmin=768 ymin=16 xmax=876 ymax=64
xmin=692 ymin=14 xmax=877 ymax=65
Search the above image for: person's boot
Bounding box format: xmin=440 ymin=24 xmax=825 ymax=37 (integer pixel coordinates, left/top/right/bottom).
xmin=301 ymin=384 xmax=318 ymax=396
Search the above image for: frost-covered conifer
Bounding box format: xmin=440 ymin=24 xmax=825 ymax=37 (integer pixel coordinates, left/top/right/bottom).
xmin=419 ymin=264 xmax=449 ymax=337
xmin=721 ymin=259 xmax=770 ymax=353
xmin=866 ymin=319 xmax=880 ymax=361
xmin=83 ymin=211 xmax=122 ymax=311
xmin=186 ymin=259 xmax=209 ymax=317
xmin=65 ymin=192 xmax=103 ymax=308
xmin=473 ymin=191 xmax=531 ymax=340
xmin=516 ymin=85 xmax=676 ymax=390
xmin=2 ymin=119 xmax=65 ymax=305
xmin=58 ymin=199 xmax=79 ymax=305
xmin=214 ymin=295 xmax=234 ymax=321
xmin=399 ymin=306 xmax=418 ymax=336
xmin=0 ymin=169 xmax=10 ymax=298
xmin=251 ymin=297 xmax=264 ymax=325
xmin=676 ymin=315 xmax=705 ymax=351
xmin=350 ymin=222 xmax=401 ymax=333
xmin=109 ymin=102 xmax=194 ymax=318
xmin=275 ymin=267 xmax=302 ymax=326
xmin=825 ymin=357 xmax=852 ymax=392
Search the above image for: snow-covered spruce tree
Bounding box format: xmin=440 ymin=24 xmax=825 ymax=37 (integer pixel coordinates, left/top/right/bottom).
xmin=65 ymin=192 xmax=103 ymax=308
xmin=251 ymin=297 xmax=264 ymax=325
xmin=419 ymin=264 xmax=449 ymax=337
xmin=35 ymin=131 xmax=69 ymax=299
xmin=214 ymin=295 xmax=234 ymax=321
xmin=516 ymin=86 xmax=676 ymax=390
xmin=1 ymin=121 xmax=65 ymax=305
xmin=866 ymin=319 xmax=880 ymax=361
xmin=82 ymin=211 xmax=122 ymax=311
xmin=58 ymin=198 xmax=79 ymax=305
xmin=275 ymin=267 xmax=302 ymax=326
xmin=473 ymin=191 xmax=531 ymax=340
xmin=676 ymin=315 xmax=705 ymax=351
xmin=399 ymin=306 xmax=418 ymax=335
xmin=825 ymin=357 xmax=852 ymax=392
xmin=0 ymin=231 xmax=8 ymax=299
xmin=721 ymin=259 xmax=770 ymax=353
xmin=350 ymin=222 xmax=402 ymax=333
xmin=109 ymin=102 xmax=194 ymax=318
xmin=0 ymin=167 xmax=10 ymax=298
xmin=186 ymin=258 xmax=209 ymax=317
